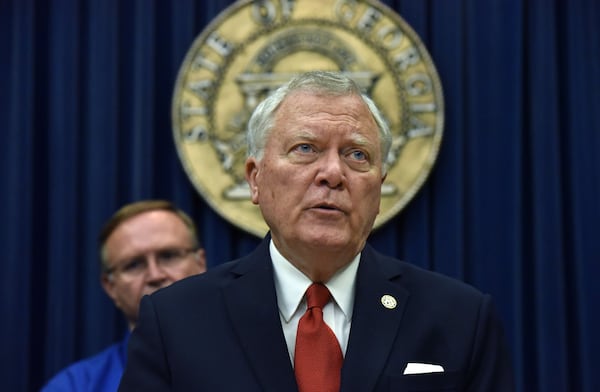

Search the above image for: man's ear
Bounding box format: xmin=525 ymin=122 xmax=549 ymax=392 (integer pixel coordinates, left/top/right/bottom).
xmin=245 ymin=158 xmax=260 ymax=204
xmin=193 ymin=248 xmax=207 ymax=272
xmin=100 ymin=273 xmax=118 ymax=303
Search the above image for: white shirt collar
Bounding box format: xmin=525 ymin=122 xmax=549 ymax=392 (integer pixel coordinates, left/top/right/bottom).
xmin=270 ymin=239 xmax=359 ymax=323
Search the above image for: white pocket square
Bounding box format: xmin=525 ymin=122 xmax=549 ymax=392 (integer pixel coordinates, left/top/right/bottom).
xmin=403 ymin=362 xmax=445 ymax=375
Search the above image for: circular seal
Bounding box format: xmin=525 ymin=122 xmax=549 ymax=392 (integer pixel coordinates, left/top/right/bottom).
xmin=172 ymin=0 xmax=444 ymax=237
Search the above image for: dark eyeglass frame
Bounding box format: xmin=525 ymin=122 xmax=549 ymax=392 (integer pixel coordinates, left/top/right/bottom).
xmin=105 ymin=247 xmax=198 ymax=278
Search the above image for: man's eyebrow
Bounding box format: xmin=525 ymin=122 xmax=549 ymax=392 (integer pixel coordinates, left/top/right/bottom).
xmin=348 ymin=132 xmax=376 ymax=148
xmin=287 ymin=131 xmax=318 ymax=142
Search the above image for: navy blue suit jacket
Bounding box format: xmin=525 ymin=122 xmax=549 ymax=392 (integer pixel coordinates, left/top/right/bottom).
xmin=119 ymin=236 xmax=514 ymax=391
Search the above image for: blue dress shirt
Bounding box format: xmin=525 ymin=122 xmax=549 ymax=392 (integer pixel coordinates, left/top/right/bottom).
xmin=41 ymin=332 xmax=129 ymax=392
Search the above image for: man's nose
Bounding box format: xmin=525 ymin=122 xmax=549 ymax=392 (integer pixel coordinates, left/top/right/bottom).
xmin=315 ymin=151 xmax=345 ymax=189
xmin=145 ymin=258 xmax=168 ymax=282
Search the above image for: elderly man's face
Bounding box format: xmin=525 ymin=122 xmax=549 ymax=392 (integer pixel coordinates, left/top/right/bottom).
xmin=246 ymin=91 xmax=385 ymax=271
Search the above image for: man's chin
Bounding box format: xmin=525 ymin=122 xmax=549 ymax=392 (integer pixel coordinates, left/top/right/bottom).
xmin=299 ymin=228 xmax=353 ymax=249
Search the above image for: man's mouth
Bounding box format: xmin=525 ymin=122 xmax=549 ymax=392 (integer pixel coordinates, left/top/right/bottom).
xmin=313 ymin=203 xmax=344 ymax=213
xmin=318 ymin=205 xmax=337 ymax=210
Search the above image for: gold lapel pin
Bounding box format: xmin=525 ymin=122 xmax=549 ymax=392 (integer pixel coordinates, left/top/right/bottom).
xmin=381 ymin=295 xmax=397 ymax=309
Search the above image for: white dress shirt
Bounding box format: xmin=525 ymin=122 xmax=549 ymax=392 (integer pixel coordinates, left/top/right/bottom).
xmin=270 ymin=240 xmax=360 ymax=365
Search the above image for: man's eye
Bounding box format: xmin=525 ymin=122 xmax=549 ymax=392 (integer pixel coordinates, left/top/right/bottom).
xmin=123 ymin=258 xmax=146 ymax=272
xmin=158 ymin=250 xmax=180 ymax=261
xmin=349 ymin=150 xmax=367 ymax=161
xmin=294 ymin=144 xmax=314 ymax=153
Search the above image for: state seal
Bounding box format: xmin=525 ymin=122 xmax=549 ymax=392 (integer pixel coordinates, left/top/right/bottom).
xmin=172 ymin=0 xmax=444 ymax=237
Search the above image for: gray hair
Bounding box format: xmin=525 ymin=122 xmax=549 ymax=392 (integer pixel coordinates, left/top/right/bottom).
xmin=246 ymin=71 xmax=392 ymax=173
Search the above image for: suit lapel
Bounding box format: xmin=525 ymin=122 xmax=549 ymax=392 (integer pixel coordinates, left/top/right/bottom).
xmin=222 ymin=238 xmax=298 ymax=392
xmin=341 ymin=245 xmax=409 ymax=392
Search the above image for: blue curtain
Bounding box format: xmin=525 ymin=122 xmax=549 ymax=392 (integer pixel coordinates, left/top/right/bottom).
xmin=1 ymin=0 xmax=598 ymax=391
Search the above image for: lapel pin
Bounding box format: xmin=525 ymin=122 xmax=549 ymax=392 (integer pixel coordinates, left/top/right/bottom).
xmin=381 ymin=294 xmax=397 ymax=309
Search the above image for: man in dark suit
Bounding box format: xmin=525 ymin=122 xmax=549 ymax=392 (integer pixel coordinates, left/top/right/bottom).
xmin=119 ymin=71 xmax=514 ymax=391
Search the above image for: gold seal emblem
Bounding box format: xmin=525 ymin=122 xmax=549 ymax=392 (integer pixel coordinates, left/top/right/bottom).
xmin=380 ymin=294 xmax=397 ymax=309
xmin=172 ymin=0 xmax=444 ymax=237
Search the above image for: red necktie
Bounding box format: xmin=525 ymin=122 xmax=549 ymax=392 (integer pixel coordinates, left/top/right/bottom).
xmin=294 ymin=283 xmax=343 ymax=392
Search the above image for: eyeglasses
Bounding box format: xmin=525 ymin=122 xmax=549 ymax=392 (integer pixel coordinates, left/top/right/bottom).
xmin=105 ymin=248 xmax=197 ymax=279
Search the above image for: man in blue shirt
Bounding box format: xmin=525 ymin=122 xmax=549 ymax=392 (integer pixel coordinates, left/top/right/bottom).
xmin=41 ymin=200 xmax=207 ymax=391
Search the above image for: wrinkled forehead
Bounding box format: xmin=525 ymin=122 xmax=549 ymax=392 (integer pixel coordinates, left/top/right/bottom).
xmin=275 ymin=90 xmax=374 ymax=125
